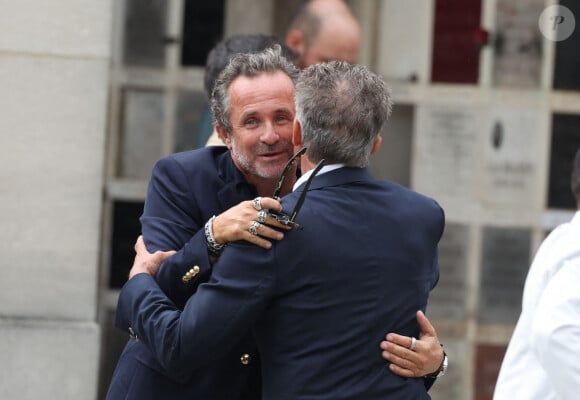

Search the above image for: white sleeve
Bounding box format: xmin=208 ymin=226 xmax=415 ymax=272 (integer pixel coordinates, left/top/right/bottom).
xmin=530 ymin=258 xmax=580 ymax=400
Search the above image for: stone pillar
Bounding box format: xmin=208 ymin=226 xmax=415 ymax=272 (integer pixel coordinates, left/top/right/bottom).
xmin=0 ymin=1 xmax=112 ymax=399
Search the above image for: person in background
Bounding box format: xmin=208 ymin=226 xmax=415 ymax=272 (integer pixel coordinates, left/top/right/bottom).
xmin=116 ymin=51 xmax=446 ymax=399
xmin=285 ymin=0 xmax=361 ymax=68
xmin=493 ymin=148 xmax=580 ymax=400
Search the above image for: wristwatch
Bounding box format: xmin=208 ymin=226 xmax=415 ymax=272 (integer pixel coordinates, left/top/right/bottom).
xmin=426 ymin=351 xmax=448 ymax=378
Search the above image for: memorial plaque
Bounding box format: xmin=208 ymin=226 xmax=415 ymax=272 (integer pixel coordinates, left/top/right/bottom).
xmin=478 ymin=227 xmax=531 ymax=323
xmin=475 ymin=344 xmax=507 ymax=400
xmin=548 ymin=113 xmax=580 ymax=209
xmin=479 ymin=106 xmax=545 ymax=224
xmin=431 ymin=0 xmax=482 ymax=84
xmin=428 ymin=224 xmax=469 ymax=320
xmin=413 ymin=105 xmax=483 ymax=221
xmin=492 ymin=0 xmax=544 ymax=88
xmin=553 ymin=0 xmax=580 ymax=90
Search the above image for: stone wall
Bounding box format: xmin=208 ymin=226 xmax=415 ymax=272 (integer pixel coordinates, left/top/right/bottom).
xmin=0 ymin=1 xmax=112 ymax=399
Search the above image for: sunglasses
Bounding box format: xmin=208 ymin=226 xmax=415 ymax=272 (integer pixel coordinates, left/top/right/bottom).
xmin=269 ymin=147 xmax=325 ymax=230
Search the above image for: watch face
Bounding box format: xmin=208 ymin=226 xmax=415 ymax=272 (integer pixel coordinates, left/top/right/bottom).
xmin=439 ymin=354 xmax=448 ymax=376
xmin=425 ymin=352 xmax=448 ymax=378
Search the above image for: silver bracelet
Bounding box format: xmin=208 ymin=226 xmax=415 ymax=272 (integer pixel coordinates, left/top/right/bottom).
xmin=205 ymin=215 xmax=225 ymax=256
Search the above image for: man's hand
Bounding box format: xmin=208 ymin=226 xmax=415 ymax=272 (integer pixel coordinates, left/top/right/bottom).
xmin=128 ymin=235 xmax=176 ymax=279
xmin=212 ymin=197 xmax=290 ymax=250
xmin=380 ymin=310 xmax=444 ymax=377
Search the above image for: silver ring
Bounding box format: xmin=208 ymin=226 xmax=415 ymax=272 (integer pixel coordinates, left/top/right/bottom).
xmin=249 ymin=221 xmax=260 ymax=236
xmin=252 ymin=197 xmax=263 ymax=211
xmin=257 ymin=209 xmax=268 ymax=224
xmin=409 ymin=337 xmax=417 ymax=351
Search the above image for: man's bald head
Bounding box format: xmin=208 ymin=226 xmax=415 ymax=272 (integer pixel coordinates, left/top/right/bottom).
xmin=286 ymin=0 xmax=361 ymax=69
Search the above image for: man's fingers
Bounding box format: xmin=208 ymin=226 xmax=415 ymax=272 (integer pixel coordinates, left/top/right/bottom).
xmin=245 ymin=231 xmax=273 ymax=249
xmin=246 ymin=220 xmax=284 ymax=247
xmin=380 ymin=313 xmax=441 ymax=378
xmin=384 ymin=332 xmax=410 ymax=348
xmin=258 ymin=224 xmax=284 ymax=241
xmin=383 ymin=350 xmax=421 ymax=377
xmin=265 ymin=214 xmax=292 ymax=230
xmin=135 ymin=235 xmax=175 ymax=262
xmin=255 ymin=209 xmax=291 ymax=231
xmin=153 ymin=249 xmax=176 ymax=263
xmin=416 ymin=310 xmax=436 ymax=337
xmin=381 ymin=338 xmax=417 ymax=361
xmin=135 ymin=235 xmax=146 ymax=253
xmin=257 ymin=197 xmax=282 ymax=213
xmin=388 ymin=363 xmax=415 ymax=378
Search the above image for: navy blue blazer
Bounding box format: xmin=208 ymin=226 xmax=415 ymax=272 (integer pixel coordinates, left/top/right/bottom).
xmin=107 ymin=147 xmax=262 ymax=400
xmin=116 ymin=166 xmax=445 ymax=399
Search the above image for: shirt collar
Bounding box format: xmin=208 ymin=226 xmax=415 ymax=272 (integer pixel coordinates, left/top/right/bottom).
xmin=293 ymin=163 xmax=345 ymax=192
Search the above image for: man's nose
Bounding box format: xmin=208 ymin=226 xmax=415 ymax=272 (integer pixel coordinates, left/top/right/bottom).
xmin=260 ymin=122 xmax=280 ymax=144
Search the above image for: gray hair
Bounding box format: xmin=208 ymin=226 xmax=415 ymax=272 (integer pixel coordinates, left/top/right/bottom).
xmin=210 ymin=45 xmax=300 ymax=134
xmin=204 ymin=34 xmax=298 ymax=99
xmin=295 ymin=61 xmax=393 ymax=167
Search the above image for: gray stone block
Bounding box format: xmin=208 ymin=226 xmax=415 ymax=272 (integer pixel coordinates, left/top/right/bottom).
xmin=0 ymin=0 xmax=112 ymax=58
xmin=0 ymin=55 xmax=108 ymax=320
xmin=0 ymin=319 xmax=100 ymax=400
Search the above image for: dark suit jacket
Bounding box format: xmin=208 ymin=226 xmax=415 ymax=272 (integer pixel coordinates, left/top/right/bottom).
xmin=116 ymin=166 xmax=445 ymax=399
xmin=107 ymin=147 xmax=261 ymax=400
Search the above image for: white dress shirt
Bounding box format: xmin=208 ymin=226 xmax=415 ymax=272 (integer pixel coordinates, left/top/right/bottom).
xmin=494 ymin=211 xmax=580 ymax=400
xmin=293 ymin=163 xmax=344 ymax=191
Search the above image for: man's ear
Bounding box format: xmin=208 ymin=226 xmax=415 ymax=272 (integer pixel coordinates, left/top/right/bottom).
xmin=370 ymin=135 xmax=382 ymax=155
xmin=292 ymin=119 xmax=303 ymax=148
xmin=216 ymin=124 xmax=232 ymax=149
xmin=285 ymin=29 xmax=305 ymax=56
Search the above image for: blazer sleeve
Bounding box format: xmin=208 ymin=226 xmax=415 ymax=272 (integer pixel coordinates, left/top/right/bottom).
xmin=140 ymin=156 xmax=214 ymax=308
xmin=116 ymin=241 xmax=276 ymax=379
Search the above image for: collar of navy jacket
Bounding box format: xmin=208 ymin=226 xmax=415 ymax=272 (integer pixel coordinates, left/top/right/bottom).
xmin=293 ymin=166 xmax=372 ymax=193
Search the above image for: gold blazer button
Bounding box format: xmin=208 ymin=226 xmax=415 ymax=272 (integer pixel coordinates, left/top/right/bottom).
xmin=240 ymin=353 xmax=251 ymax=365
xmin=182 ymin=266 xmax=201 ymax=283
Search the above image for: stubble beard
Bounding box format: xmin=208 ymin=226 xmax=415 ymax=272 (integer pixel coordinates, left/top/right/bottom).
xmin=230 ymin=138 xmax=288 ymax=180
